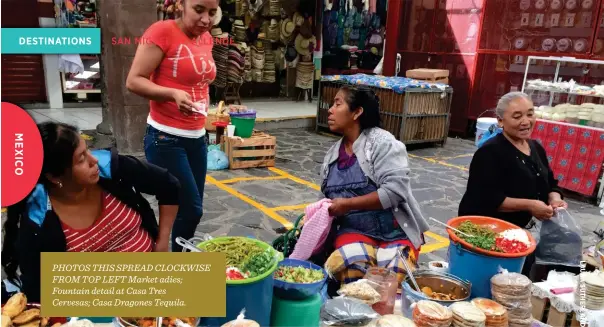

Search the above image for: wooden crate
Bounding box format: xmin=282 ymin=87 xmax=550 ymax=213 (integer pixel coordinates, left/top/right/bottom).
xmin=225 ymin=132 xmax=276 ymax=169
xmin=401 ymin=115 xmax=448 ymax=144
xmin=531 ymin=296 xmax=581 ymax=327
xmin=406 ymin=68 xmax=449 ymax=84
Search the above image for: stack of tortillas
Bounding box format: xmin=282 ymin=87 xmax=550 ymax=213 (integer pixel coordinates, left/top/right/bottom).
xmin=450 ymin=302 xmax=486 ymax=327
xmin=575 ymin=270 xmax=604 ymax=310
xmin=471 ymin=298 xmax=509 ymax=327
xmin=490 ymin=272 xmax=532 ymax=327
xmin=412 ymin=300 xmax=453 ymax=327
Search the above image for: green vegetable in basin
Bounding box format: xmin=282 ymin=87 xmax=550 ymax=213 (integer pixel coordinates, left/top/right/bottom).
xmin=275 ymin=266 xmax=324 ymax=284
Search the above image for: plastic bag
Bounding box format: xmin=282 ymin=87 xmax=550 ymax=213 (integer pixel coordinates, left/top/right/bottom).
xmin=535 ymin=208 xmax=583 ymax=267
xmin=207 ymin=144 xmax=229 ymax=170
xmin=337 ymin=279 xmax=382 ymax=305
xmin=477 ymin=126 xmax=502 ymax=148
xmin=367 ymin=315 xmax=416 ymax=327
xmin=221 ymin=309 xmax=260 ymax=327
xmin=320 ymin=297 xmax=379 ymax=326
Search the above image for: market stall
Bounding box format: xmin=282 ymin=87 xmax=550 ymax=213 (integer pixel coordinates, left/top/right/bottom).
xmin=317 ymin=74 xmax=453 ymax=146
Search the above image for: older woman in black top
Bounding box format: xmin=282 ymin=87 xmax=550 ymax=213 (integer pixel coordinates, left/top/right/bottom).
xmin=459 ymin=91 xmax=568 ymax=280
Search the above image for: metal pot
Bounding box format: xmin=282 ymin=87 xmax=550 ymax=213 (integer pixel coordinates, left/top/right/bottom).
xmin=400 ymin=270 xmax=471 ymax=317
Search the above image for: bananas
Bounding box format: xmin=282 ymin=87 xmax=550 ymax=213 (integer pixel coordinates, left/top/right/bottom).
xmin=1 ymin=293 xmax=49 ymax=327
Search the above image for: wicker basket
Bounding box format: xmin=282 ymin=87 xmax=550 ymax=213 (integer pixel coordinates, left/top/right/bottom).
xmin=205 ymin=112 xmax=230 ymax=131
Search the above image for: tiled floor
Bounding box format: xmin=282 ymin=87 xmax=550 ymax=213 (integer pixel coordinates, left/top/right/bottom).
xmin=26 ymin=100 xmax=317 ymax=130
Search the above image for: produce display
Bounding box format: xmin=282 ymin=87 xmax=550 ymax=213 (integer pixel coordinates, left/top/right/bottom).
xmin=119 ymin=317 xmax=197 ymax=327
xmin=1 ymin=293 xmax=50 ymax=327
xmin=455 ymin=221 xmax=530 ymax=254
xmin=199 ymin=238 xmax=277 ymax=280
xmin=275 ymin=266 xmax=324 ymax=283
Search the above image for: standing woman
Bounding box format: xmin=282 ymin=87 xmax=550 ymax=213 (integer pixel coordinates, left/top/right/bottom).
xmin=458 ymin=92 xmax=568 ymax=279
xmin=126 ymin=0 xmax=219 ymax=251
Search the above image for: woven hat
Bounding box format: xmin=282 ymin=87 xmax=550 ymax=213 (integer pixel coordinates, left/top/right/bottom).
xmin=294 ymin=34 xmax=316 ymax=56
xmin=280 ymin=18 xmax=295 ymax=42
xmin=293 ymin=12 xmax=304 ymax=26
xmin=211 ymin=27 xmax=229 ymax=39
xmin=269 ymin=0 xmax=281 ymax=16
xmin=213 ymin=6 xmax=223 ymax=26
xmin=267 ymin=18 xmax=279 ymax=41
xmin=233 ymin=19 xmax=246 ymax=42
xmin=295 ymin=61 xmax=314 ymax=90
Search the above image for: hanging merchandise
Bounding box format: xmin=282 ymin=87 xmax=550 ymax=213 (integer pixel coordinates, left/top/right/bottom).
xmin=58 ymin=55 xmax=85 ymax=74
xmin=246 ymin=0 xmax=265 ymax=16
xmin=280 ymin=18 xmax=295 ymax=44
xmin=296 ymin=61 xmax=314 ymax=90
xmin=212 ymin=28 xmax=229 ymax=88
xmin=295 ymin=34 xmax=317 ymax=57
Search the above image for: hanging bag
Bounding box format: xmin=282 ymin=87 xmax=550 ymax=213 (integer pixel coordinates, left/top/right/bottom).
xmin=535 ymin=208 xmax=583 ymax=267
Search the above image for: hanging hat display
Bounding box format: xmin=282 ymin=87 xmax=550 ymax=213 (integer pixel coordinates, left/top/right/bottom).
xmin=269 ymin=0 xmax=281 ymax=16
xmin=293 ymin=12 xmax=304 ymax=26
xmin=294 ymin=34 xmax=316 ymax=56
xmin=233 ymin=20 xmax=246 ymax=42
xmin=284 ymin=44 xmax=298 ymax=62
xmin=280 ymin=18 xmax=295 ymax=43
xmin=267 ymin=19 xmax=280 ymax=42
xmin=295 ymin=61 xmax=314 ymax=90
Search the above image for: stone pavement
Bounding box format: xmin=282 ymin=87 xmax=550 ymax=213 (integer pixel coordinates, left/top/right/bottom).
xmin=139 ymin=130 xmax=604 ymax=263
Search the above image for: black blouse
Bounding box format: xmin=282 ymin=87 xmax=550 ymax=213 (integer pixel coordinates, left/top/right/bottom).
xmin=458 ymin=133 xmax=563 ymax=228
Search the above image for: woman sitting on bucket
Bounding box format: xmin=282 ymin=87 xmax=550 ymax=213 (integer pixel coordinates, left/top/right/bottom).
xmin=320 ymin=86 xmax=429 ymax=286
xmin=1 ymin=122 xmax=180 ymax=303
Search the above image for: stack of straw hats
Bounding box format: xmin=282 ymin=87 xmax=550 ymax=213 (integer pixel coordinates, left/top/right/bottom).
xmin=263 ymin=44 xmax=276 ymax=83
xmin=211 ymin=28 xmax=228 ymax=88
xmin=244 ymin=46 xmax=252 ymax=82
xmin=575 ymin=270 xmax=604 ymax=310
xmin=491 ymin=272 xmax=532 ymax=327
xmin=233 ymin=20 xmax=246 ymax=42
xmin=471 ymin=298 xmax=509 ymax=327
xmin=251 ymin=41 xmax=265 ymax=82
xmin=412 ymin=300 xmax=453 ymax=327
xmin=227 ymin=43 xmax=246 ymax=84
xmin=449 ymin=302 xmax=487 ymax=327
xmin=269 ymin=0 xmax=281 ymax=16
xmin=267 ymin=19 xmax=280 ymax=42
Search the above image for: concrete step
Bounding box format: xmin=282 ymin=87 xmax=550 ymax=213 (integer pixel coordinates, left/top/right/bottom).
xmin=255 ymin=115 xmax=316 ymax=131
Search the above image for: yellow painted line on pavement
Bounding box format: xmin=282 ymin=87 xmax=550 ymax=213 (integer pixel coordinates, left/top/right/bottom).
xmin=438 ymin=154 xmax=474 ymax=160
xmin=269 ymin=167 xmax=321 ymax=191
xmin=206 ymin=175 xmax=293 ymax=229
xmin=408 ymin=154 xmax=468 ymax=172
xmin=421 ymin=231 xmax=450 ymax=254
xmin=219 ymin=176 xmax=287 ymax=184
xmin=269 ymin=203 xmax=312 ymax=212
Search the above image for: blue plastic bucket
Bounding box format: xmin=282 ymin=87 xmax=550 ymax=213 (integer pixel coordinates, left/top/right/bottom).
xmin=447 ymin=242 xmax=526 ymax=299
xmin=198 ymin=237 xmax=281 ymax=327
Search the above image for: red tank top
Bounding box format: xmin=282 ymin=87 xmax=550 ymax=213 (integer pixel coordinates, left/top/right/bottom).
xmin=61 ymin=192 xmax=153 ymax=252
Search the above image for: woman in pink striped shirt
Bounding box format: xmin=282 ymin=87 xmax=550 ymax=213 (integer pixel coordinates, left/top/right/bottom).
xmin=1 ymin=122 xmax=181 ymax=303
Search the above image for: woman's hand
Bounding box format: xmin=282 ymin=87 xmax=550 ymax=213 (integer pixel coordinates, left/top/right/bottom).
xmin=328 ymin=198 xmax=351 ymax=217
xmin=154 ymin=237 xmax=170 ymax=252
xmin=172 ymin=89 xmax=194 ymax=116
xmin=529 ymin=200 xmax=554 ymax=221
xmin=549 ymin=199 xmax=568 ymax=210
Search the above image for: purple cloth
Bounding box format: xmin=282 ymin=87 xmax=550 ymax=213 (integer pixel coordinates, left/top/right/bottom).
xmin=338 ymin=142 xmax=357 ymax=169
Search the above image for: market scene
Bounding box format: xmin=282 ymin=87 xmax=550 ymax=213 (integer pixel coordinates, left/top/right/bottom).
xmin=2 ymin=0 xmax=604 ymax=327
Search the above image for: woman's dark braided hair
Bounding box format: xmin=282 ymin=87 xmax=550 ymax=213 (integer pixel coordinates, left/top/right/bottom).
xmin=1 ymin=122 xmax=80 ymax=285
xmin=339 ymin=85 xmax=381 ymax=130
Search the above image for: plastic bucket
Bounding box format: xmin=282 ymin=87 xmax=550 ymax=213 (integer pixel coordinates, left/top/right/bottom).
xmin=230 ymin=111 xmax=257 ymax=138
xmin=447 ymin=242 xmax=526 ymax=299
xmin=197 ymin=237 xmax=280 ymax=327
xmin=475 ymin=117 xmax=497 ymax=146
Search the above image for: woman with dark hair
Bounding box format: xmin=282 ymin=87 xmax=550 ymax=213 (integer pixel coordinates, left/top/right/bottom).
xmin=1 ymin=122 xmax=180 ymax=303
xmin=321 ymin=86 xmax=429 ymax=286
xmin=126 ymin=0 xmax=219 ymax=252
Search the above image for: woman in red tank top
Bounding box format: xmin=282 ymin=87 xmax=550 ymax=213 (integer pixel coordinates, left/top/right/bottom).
xmin=126 ymin=0 xmax=220 ymax=252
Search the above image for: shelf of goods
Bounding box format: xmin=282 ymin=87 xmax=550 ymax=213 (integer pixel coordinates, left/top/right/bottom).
xmin=317 ymin=74 xmax=453 ymax=146
xmin=519 ymin=56 xmax=604 ymax=202
xmin=384 ymin=0 xmax=604 ymax=134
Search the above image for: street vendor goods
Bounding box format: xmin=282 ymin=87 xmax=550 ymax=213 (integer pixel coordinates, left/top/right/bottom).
xmin=320 ymin=297 xmax=379 ymax=326
xmin=412 ymin=300 xmax=453 ymax=327
xmin=119 ymin=317 xmax=198 ymax=327
xmin=421 ymin=286 xmax=457 ymax=301
xmin=337 ymin=279 xmax=382 ymax=305
xmin=455 ymin=222 xmax=530 ymax=254
xmin=449 ymin=302 xmax=486 ymax=327
xmin=470 ymin=298 xmax=509 ymax=327
xmin=275 ymin=266 xmax=324 ymax=283
xmin=199 ymin=237 xmax=277 ymax=280
xmin=1 ymin=293 xmax=50 ymax=327
xmin=490 ymin=272 xmax=532 ymax=327
xmin=368 ymin=315 xmax=416 ymax=327
xmin=575 ymin=270 xmax=604 ymax=310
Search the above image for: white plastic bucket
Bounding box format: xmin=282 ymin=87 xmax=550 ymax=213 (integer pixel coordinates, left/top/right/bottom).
xmin=475 ymin=117 xmax=498 ymax=146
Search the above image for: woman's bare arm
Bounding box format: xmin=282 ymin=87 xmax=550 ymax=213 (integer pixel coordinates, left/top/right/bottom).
xmin=126 ymin=43 xmax=175 ymax=102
